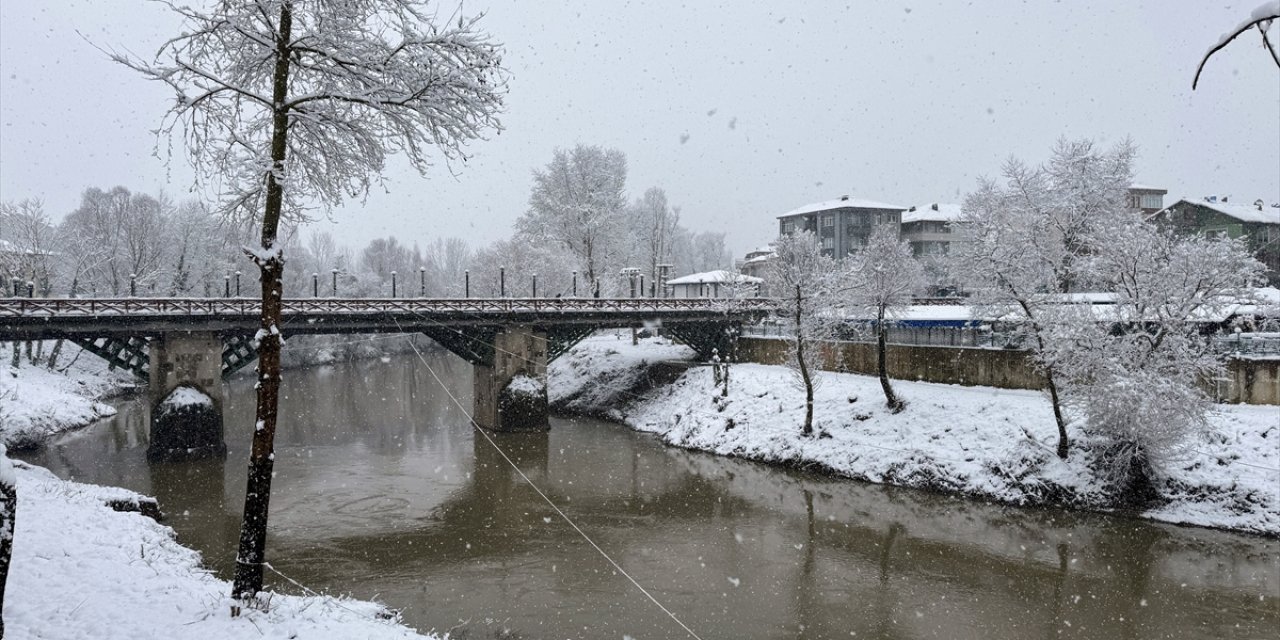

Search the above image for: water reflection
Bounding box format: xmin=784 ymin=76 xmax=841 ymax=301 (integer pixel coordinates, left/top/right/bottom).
xmin=18 ymin=353 xmax=1280 ymax=639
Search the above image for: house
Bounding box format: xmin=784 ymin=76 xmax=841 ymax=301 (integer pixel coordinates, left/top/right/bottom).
xmin=735 ymin=245 xmax=775 ymax=281
xmin=1127 ymin=184 xmax=1168 ymax=215
xmin=900 ymin=203 xmax=965 ymax=257
xmin=777 ymin=195 xmax=906 ymax=257
xmin=664 ymin=270 xmax=763 ymax=299
xmin=1155 ymin=197 xmax=1280 ymax=285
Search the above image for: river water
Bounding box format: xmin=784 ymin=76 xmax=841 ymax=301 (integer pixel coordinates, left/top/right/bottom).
xmin=19 ymin=352 xmax=1280 ymax=639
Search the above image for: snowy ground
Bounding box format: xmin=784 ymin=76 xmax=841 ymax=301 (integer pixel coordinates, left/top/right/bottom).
xmin=1 ymin=343 xmax=136 ymax=449
xmin=549 ymin=332 xmax=1280 ymax=537
xmin=5 ymin=461 xmax=436 ymax=640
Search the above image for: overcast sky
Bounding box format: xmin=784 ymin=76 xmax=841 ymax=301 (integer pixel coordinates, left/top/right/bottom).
xmin=1 ymin=1 xmax=1276 ymax=259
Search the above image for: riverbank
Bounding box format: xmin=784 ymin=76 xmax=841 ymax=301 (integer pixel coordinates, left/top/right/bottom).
xmin=1 ymin=344 xmax=135 ymax=449
xmin=4 ymin=459 xmax=436 ymax=640
xmin=549 ymin=332 xmax=1280 ymax=537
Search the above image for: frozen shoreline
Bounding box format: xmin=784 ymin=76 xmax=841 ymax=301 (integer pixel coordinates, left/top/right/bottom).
xmin=549 ymin=332 xmax=1280 ymax=537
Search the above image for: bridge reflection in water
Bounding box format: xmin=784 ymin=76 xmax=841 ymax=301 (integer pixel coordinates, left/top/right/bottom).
xmin=18 ymin=351 xmax=1279 ymax=640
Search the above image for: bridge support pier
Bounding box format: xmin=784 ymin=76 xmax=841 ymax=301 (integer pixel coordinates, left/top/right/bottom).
xmin=473 ymin=325 xmax=549 ymax=432
xmin=147 ymin=331 xmax=227 ymax=462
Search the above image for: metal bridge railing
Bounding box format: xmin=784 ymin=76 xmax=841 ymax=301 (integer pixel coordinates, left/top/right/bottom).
xmin=0 ymin=297 xmax=780 ymax=318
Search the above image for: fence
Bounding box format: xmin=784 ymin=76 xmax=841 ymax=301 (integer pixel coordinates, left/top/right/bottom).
xmin=742 ymin=324 xmax=1024 ymax=349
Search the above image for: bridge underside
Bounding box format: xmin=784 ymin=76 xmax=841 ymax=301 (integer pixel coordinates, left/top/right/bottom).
xmin=33 ymin=319 xmax=745 ymax=382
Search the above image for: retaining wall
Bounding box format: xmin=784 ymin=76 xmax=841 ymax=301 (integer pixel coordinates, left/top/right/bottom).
xmin=737 ymin=337 xmax=1279 ymax=405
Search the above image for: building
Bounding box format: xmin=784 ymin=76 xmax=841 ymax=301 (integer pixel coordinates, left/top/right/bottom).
xmin=1127 ymin=184 xmax=1168 ymax=215
xmin=1155 ymin=197 xmax=1280 ymax=285
xmin=777 ymin=195 xmax=906 ymax=257
xmin=735 ymin=245 xmax=775 ymax=281
xmin=665 ymin=270 xmax=763 ymax=299
xmin=900 ymin=203 xmax=965 ymax=257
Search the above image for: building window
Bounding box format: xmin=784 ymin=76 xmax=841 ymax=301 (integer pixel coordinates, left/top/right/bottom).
xmin=781 ymin=220 xmax=794 ymax=234
xmin=821 ymin=236 xmax=834 ymax=249
xmin=1140 ymin=194 xmax=1163 ymax=209
xmin=822 ymin=214 xmax=834 ymax=228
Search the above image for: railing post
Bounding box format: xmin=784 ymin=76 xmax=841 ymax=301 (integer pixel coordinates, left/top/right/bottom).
xmin=639 ymin=275 xmax=645 ymax=298
xmin=532 ymin=273 xmax=537 ymax=298
xmin=129 ymin=273 xmax=137 ymax=297
xmin=332 ymin=269 xmax=339 ymax=297
xmin=419 ymin=267 xmax=426 ymax=298
xmin=391 ymin=271 xmax=397 ymax=298
xmin=312 ymin=273 xmax=318 ymax=298
xmin=235 ymin=271 xmax=241 ymax=297
xmin=499 ymin=266 xmax=505 ymax=298
xmin=464 ymin=270 xmax=470 ymax=298
xmin=572 ymin=271 xmax=578 ymax=297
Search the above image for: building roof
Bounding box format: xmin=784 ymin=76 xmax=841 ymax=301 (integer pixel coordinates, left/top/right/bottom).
xmin=1128 ymin=183 xmax=1167 ymax=193
xmin=779 ymin=196 xmax=907 ymax=218
xmin=1163 ymin=197 xmax=1280 ymax=225
xmin=901 ymin=203 xmax=963 ymax=224
xmin=665 ymin=269 xmax=764 ymax=286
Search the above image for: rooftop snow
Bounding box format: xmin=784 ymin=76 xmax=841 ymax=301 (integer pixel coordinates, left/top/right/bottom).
xmin=1164 ymin=197 xmax=1280 ymax=225
xmin=901 ymin=203 xmax=964 ymax=224
xmin=1129 ymin=183 xmax=1167 ymax=192
xmin=666 ymin=269 xmax=764 ymax=285
xmin=779 ymin=196 xmax=907 ymax=218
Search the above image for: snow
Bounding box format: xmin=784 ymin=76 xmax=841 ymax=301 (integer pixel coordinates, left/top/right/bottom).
xmin=0 ymin=444 xmax=13 ymax=490
xmin=550 ymin=334 xmax=1280 ymax=536
xmin=901 ymin=203 xmax=963 ymax=224
xmin=1204 ymin=2 xmax=1280 ymax=60
xmin=158 ymin=385 xmax=214 ymax=411
xmin=6 ymin=462 xmax=437 ymax=640
xmin=506 ymin=374 xmax=546 ymax=395
xmin=664 ymin=269 xmax=764 ymax=285
xmin=1164 ymin=197 xmax=1280 ymax=225
xmin=1 ymin=343 xmax=134 ymax=448
xmin=779 ymin=196 xmax=907 ymax=218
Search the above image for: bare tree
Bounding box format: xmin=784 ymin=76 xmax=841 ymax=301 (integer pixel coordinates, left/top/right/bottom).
xmin=840 ymin=225 xmax=926 ymax=413
xmin=518 ymin=144 xmax=627 ymax=285
xmin=768 ymin=230 xmax=838 ymax=436
xmin=1192 ymin=3 xmax=1279 ymax=89
xmin=112 ymin=0 xmax=506 ymax=601
xmin=954 ymin=138 xmax=1134 ymax=459
xmin=628 ymin=187 xmax=680 ymax=285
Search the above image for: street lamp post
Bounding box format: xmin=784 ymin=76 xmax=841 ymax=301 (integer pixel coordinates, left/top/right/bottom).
xmin=391 ymin=271 xmax=397 ymax=298
xmin=419 ymin=267 xmax=426 ymax=297
xmin=331 ymin=268 xmax=339 ymax=297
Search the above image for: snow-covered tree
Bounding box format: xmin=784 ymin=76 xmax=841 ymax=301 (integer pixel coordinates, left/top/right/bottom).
xmin=0 ymin=200 xmax=56 ymax=297
xmin=954 ymin=138 xmax=1135 ymax=459
xmin=1053 ymin=221 xmax=1265 ymax=503
xmin=517 ymin=144 xmax=627 ymax=286
xmin=1193 ymin=2 xmax=1279 ymax=89
xmin=59 ymin=187 xmax=173 ymax=296
xmin=768 ymin=230 xmax=839 ymax=436
xmin=840 ymin=225 xmax=926 ymax=412
xmin=627 ymin=187 xmax=680 ymax=286
xmin=113 ymin=0 xmax=507 ymax=600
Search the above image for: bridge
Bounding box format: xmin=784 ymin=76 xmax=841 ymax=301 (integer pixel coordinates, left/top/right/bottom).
xmin=0 ymin=297 xmax=773 ymax=460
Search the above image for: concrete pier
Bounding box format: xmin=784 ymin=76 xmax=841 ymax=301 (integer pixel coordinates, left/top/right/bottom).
xmin=473 ymin=326 xmax=549 ymax=432
xmin=147 ymin=331 xmax=227 ymax=461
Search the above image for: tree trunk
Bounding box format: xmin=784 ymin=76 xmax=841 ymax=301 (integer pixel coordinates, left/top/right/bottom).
xmin=46 ymin=338 xmax=64 ymax=370
xmin=877 ymin=304 xmax=903 ymax=412
xmin=0 ymin=469 xmax=12 ymax=639
xmin=232 ymin=1 xmax=293 ymax=602
xmin=1044 ymin=368 xmax=1070 ymax=459
xmin=795 ymin=285 xmax=814 ymax=436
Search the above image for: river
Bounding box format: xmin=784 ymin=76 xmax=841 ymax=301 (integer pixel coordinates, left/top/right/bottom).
xmin=18 ymin=352 xmax=1280 ymax=639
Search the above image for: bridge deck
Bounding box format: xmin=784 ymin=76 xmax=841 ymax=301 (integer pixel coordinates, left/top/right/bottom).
xmin=0 ymin=297 xmax=775 ymax=340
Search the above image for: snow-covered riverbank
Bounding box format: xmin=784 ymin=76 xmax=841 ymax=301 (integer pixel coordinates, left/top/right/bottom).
xmin=5 ymin=460 xmax=436 ymax=640
xmin=549 ymin=332 xmax=1280 ymax=537
xmin=1 ymin=345 xmax=135 ymax=449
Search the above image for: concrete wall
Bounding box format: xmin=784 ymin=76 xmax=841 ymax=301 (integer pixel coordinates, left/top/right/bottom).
xmin=474 ymin=326 xmax=548 ymax=431
xmin=149 ymin=331 xmax=224 ymax=405
xmin=738 ymin=337 xmax=1279 ymax=404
